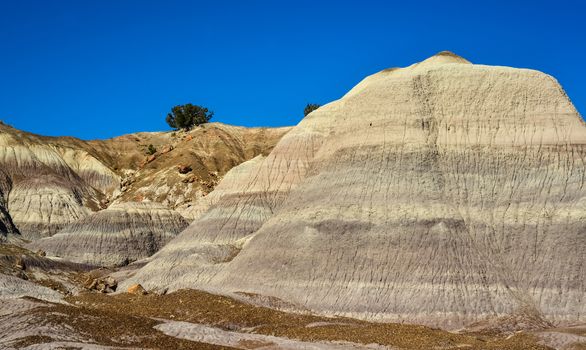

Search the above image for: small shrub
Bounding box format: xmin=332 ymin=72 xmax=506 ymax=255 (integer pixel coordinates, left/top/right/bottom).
xmin=304 ymin=103 xmax=321 ymax=117
xmin=146 ymin=144 xmax=157 ymax=155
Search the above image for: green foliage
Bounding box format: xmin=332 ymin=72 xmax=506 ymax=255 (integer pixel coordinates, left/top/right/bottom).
xmin=166 ymin=104 xmax=213 ymax=130
xmin=146 ymin=144 xmax=157 ymax=155
xmin=304 ymin=103 xmax=321 ymax=117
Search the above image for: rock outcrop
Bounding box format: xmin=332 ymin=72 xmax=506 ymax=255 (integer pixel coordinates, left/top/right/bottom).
xmin=127 ymin=283 xmax=147 ymax=295
xmin=0 ymin=125 xmax=105 ymax=239
xmin=103 ymin=124 xmax=290 ymax=208
xmin=29 ymin=202 xmax=189 ymax=266
xmin=0 ymin=171 xmax=18 ymax=241
xmin=0 ymin=122 xmax=289 ymax=239
xmin=126 ymin=52 xmax=586 ymax=329
xmin=0 ymin=208 xmax=15 ymax=241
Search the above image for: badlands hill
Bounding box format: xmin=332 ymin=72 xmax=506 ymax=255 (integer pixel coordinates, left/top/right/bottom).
xmin=0 ymin=122 xmax=290 ymax=240
xmin=29 ymin=202 xmax=189 ymax=266
xmin=125 ymin=52 xmax=586 ymax=329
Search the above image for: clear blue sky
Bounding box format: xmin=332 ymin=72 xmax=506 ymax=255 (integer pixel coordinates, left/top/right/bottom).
xmin=1 ymin=0 xmax=584 ymax=140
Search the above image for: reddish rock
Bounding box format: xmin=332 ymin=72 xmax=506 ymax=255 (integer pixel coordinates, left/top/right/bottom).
xmin=178 ymin=164 xmax=192 ymax=174
xmin=127 ymin=283 xmax=148 ymax=295
xmin=85 ymin=276 xmax=118 ymax=293
xmin=160 ymin=145 xmax=174 ymax=154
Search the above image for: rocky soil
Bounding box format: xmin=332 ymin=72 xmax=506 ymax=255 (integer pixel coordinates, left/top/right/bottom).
xmin=0 ymin=244 xmax=570 ymax=349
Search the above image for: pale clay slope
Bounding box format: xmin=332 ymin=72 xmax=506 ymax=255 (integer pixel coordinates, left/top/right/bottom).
xmin=28 ymin=202 xmax=189 ymax=266
xmin=0 ymin=129 xmax=106 ymax=239
xmin=126 ymin=52 xmax=586 ymax=329
xmin=0 ymin=274 xmax=63 ymax=303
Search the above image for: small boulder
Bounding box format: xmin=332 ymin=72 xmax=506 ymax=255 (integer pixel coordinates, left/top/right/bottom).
xmin=127 ymin=283 xmax=148 ymax=295
xmin=178 ymin=164 xmax=192 ymax=174
xmin=181 ymin=174 xmax=197 ymax=183
xmin=85 ymin=275 xmax=118 ymax=293
xmin=160 ymin=145 xmax=174 ymax=154
xmin=13 ymin=270 xmax=28 ymax=280
xmin=86 ymin=278 xmax=98 ymax=290
xmin=36 ymin=249 xmax=46 ymax=257
xmin=14 ymin=256 xmax=25 ymax=270
xmin=103 ymin=276 xmax=118 ymax=290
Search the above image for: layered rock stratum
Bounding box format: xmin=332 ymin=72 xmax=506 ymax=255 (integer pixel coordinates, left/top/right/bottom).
xmin=0 ymin=209 xmax=15 ymax=241
xmin=0 ymin=170 xmax=18 ymax=241
xmin=125 ymin=52 xmax=586 ymax=329
xmin=0 ymin=122 xmax=289 ymax=240
xmin=29 ymin=202 xmax=189 ymax=266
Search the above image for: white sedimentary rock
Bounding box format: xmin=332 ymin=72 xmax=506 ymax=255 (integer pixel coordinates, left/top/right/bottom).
xmin=0 ymin=129 xmax=105 ymax=239
xmin=0 ymin=274 xmax=62 ymax=302
xmin=126 ymin=52 xmax=586 ymax=329
xmin=176 ymin=154 xmax=268 ymax=220
xmin=29 ymin=202 xmax=188 ymax=266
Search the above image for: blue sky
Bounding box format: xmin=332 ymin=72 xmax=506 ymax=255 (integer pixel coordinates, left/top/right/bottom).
xmin=0 ymin=0 xmax=584 ymax=140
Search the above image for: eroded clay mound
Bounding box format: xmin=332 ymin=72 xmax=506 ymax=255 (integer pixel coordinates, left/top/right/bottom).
xmin=30 ymin=202 xmax=188 ymax=266
xmin=0 ymin=125 xmax=111 ymax=239
xmin=127 ymin=52 xmax=586 ymax=329
xmin=103 ymin=123 xmax=291 ymax=208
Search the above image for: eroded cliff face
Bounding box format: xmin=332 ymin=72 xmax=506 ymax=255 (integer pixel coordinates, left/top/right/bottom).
xmin=126 ymin=52 xmax=586 ymax=329
xmin=0 ymin=169 xmax=18 ymax=240
xmin=0 ymin=122 xmax=290 ymax=240
xmin=0 ymin=126 xmax=106 ymax=239
xmin=28 ymin=202 xmax=189 ymax=266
